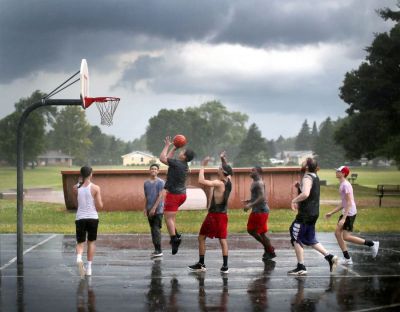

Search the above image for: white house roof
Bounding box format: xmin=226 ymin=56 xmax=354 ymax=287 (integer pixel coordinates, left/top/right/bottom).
xmin=121 ymin=151 xmax=155 ymax=158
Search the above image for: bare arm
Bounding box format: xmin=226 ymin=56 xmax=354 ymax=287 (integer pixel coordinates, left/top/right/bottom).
xmin=149 ymin=189 xmax=165 ymax=217
xmin=220 ymin=151 xmax=227 ymax=166
xmin=92 ymin=185 xmax=103 ymax=210
xmin=160 ymin=136 xmax=174 ymax=165
xmin=291 ymin=176 xmax=312 ymax=210
xmin=198 ymin=156 xmax=222 ymax=187
xmin=292 ymin=176 xmax=312 ymax=203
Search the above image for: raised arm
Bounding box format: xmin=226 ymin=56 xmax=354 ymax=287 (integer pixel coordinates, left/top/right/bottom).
xmin=220 ymin=151 xmax=228 ymax=166
xmin=160 ymin=136 xmax=174 ymax=165
xmin=199 ymin=156 xmax=222 ymax=187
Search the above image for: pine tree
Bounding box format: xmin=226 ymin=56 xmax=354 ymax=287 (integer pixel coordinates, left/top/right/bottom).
xmin=234 ymin=123 xmax=270 ymax=167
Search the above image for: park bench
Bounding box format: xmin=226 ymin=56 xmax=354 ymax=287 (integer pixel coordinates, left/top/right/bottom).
xmin=376 ymin=184 xmax=400 ymax=207
xmin=348 ymin=173 xmax=358 ymax=184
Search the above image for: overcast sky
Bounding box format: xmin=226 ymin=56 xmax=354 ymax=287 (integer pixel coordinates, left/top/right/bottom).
xmin=0 ymin=0 xmax=396 ymax=142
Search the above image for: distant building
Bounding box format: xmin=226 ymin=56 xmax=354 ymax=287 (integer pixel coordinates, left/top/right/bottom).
xmin=37 ymin=150 xmax=73 ymax=167
xmin=281 ymin=150 xmax=314 ymax=165
xmin=121 ymin=151 xmax=159 ymax=166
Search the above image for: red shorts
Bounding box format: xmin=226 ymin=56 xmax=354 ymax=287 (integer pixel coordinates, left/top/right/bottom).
xmin=164 ymin=192 xmax=187 ymax=212
xmin=247 ymin=212 xmax=269 ymax=234
xmin=199 ymin=212 xmax=228 ymax=239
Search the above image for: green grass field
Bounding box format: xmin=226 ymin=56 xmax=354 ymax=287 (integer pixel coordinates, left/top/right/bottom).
xmin=0 ymin=200 xmax=399 ymax=233
xmin=1 ymin=166 xmax=399 ymax=233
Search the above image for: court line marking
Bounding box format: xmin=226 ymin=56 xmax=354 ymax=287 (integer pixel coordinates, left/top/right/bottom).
xmin=0 ymin=234 xmax=58 ymax=271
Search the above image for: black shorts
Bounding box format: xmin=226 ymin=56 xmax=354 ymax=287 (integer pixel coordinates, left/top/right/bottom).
xmin=338 ymin=214 xmax=356 ymax=232
xmin=75 ymin=219 xmax=99 ymax=243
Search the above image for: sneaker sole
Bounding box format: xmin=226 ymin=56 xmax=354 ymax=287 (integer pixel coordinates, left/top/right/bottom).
xmin=188 ymin=267 xmax=206 ymax=273
xmin=330 ymin=256 xmax=338 ymax=273
xmin=77 ymin=261 xmax=85 ymax=279
xmin=220 ymin=270 xmax=229 ymax=274
xmin=151 ymin=254 xmax=163 ymax=258
xmin=287 ymin=270 xmax=307 ymax=276
xmin=372 ymin=242 xmax=380 ymax=258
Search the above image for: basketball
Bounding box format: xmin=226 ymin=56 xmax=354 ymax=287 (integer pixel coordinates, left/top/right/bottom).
xmin=173 ymin=134 xmax=187 ymax=148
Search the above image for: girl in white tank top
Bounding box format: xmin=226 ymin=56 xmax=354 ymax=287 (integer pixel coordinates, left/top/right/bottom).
xmin=76 ymin=183 xmax=99 ymax=220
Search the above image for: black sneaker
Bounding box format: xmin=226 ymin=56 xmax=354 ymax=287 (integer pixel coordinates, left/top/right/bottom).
xmin=220 ymin=266 xmax=229 ymax=274
xmin=287 ymin=264 xmax=307 ymax=276
xmin=325 ymin=255 xmax=338 ymax=273
xmin=171 ymin=237 xmax=182 ymax=255
xmin=262 ymin=251 xmax=276 ymax=261
xmin=188 ymin=262 xmax=207 ymax=272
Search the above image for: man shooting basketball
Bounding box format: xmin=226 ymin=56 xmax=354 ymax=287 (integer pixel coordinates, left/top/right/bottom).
xmin=160 ymin=136 xmax=195 ymax=255
xmin=188 ymin=152 xmax=232 ymax=273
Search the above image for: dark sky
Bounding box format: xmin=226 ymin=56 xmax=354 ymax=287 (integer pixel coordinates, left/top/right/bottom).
xmin=0 ymin=0 xmax=396 ymax=141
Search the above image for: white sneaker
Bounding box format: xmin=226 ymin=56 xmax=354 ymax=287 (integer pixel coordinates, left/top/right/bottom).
xmin=371 ymin=241 xmax=379 ymax=258
xmin=77 ymin=260 xmax=86 ymax=279
xmin=339 ymin=258 xmax=353 ymax=265
xmin=86 ymin=267 xmax=92 ymax=276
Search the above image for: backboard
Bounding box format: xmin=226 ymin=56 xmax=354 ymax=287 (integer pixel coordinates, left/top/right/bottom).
xmin=80 ymin=59 xmax=89 ymax=108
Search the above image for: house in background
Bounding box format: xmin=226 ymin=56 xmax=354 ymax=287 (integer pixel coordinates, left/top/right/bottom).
xmin=37 ymin=150 xmax=73 ymax=167
xmin=280 ymin=150 xmax=314 ymax=165
xmin=121 ymin=151 xmax=159 ymax=166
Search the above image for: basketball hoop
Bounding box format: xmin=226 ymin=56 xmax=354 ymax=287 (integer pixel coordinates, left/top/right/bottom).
xmin=84 ymin=97 xmax=120 ymax=126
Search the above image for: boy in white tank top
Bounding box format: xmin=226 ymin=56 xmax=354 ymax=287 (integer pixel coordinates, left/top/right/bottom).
xmin=73 ymin=166 xmax=103 ymax=278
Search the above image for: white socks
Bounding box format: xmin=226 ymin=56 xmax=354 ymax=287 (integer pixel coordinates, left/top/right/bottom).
xmin=77 ymin=254 xmax=82 ymax=262
xmin=87 ymin=261 xmax=92 ymax=270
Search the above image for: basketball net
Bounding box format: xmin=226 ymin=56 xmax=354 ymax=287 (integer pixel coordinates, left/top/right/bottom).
xmin=85 ymin=97 xmax=120 ymax=126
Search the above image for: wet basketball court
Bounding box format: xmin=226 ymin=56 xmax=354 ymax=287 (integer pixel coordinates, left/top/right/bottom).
xmin=1 ymin=233 xmax=399 ymax=311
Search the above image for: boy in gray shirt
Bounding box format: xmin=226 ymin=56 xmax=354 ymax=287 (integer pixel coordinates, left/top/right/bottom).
xmin=144 ymin=164 xmax=165 ymax=258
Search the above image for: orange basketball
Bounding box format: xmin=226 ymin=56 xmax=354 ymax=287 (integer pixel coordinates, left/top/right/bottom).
xmin=173 ymin=134 xmax=187 ymax=148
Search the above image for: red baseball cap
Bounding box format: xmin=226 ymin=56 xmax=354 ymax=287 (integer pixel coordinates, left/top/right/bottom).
xmin=336 ymin=165 xmax=350 ymax=177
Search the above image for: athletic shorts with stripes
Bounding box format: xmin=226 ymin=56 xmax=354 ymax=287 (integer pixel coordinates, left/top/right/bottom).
xmin=199 ymin=212 xmax=228 ymax=239
xmin=289 ymin=221 xmax=318 ymax=247
xmin=247 ymin=212 xmax=269 ymax=234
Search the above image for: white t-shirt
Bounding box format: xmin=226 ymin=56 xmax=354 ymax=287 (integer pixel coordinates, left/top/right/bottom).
xmin=76 ymin=183 xmax=99 ymax=220
xmin=339 ymin=180 xmax=357 ymax=216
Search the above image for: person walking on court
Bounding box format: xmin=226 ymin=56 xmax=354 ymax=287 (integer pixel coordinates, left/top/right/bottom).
xmin=325 ymin=166 xmax=379 ymax=264
xmin=188 ymin=152 xmax=232 ymax=273
xmin=243 ymin=166 xmax=276 ymax=262
xmin=144 ymin=163 xmax=165 ymax=259
xmin=288 ymin=158 xmax=338 ymax=275
xmin=73 ymin=166 xmax=103 ymax=278
xmin=160 ymin=136 xmax=195 ymax=255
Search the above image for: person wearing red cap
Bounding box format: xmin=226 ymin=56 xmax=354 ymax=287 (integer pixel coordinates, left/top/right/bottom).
xmin=325 ymin=166 xmax=379 ymax=265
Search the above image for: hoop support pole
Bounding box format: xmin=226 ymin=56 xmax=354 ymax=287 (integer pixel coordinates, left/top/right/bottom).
xmin=17 ymin=99 xmax=82 ymax=265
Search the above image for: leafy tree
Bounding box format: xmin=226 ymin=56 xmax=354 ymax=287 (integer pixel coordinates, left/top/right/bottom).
xmin=47 ymin=106 xmax=91 ymax=165
xmin=314 ymin=118 xmax=346 ymax=168
xmin=0 ymin=90 xmax=56 ymax=167
xmin=295 ymin=119 xmax=312 ymax=150
xmin=274 ymin=135 xmax=295 ymax=153
xmin=234 ymin=123 xmax=270 ymax=167
xmin=145 ymin=101 xmax=248 ymax=160
xmin=337 ymin=5 xmax=400 ymax=166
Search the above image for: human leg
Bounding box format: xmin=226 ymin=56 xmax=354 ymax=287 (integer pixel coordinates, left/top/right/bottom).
xmin=149 ymin=214 xmax=163 ymax=255
xmin=188 ymin=235 xmax=207 ymax=272
xmin=219 ymin=238 xmax=229 ymax=273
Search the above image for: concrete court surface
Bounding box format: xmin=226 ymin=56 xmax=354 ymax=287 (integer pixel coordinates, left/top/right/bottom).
xmin=1 ymin=233 xmax=400 ymax=311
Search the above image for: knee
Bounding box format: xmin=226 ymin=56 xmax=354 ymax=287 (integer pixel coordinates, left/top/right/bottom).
xmin=247 ymin=230 xmax=255 ymax=236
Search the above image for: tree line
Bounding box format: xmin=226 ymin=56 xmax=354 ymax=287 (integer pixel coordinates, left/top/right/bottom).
xmin=0 ymin=5 xmax=398 ymax=169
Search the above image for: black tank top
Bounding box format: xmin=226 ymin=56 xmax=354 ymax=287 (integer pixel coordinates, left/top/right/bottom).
xmin=296 ymin=173 xmax=320 ymax=225
xmin=209 ymin=179 xmax=232 ymax=214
